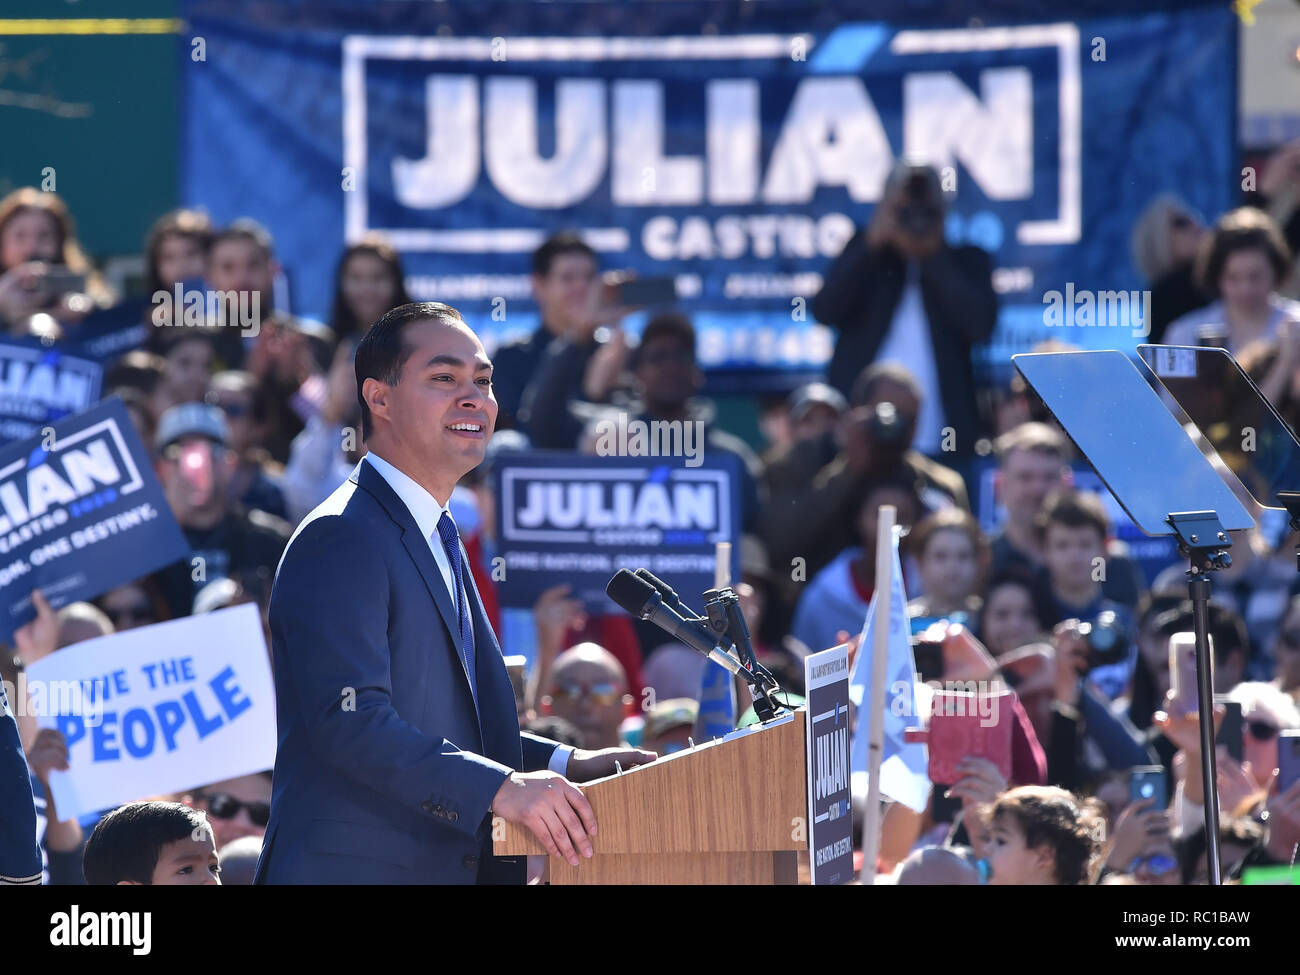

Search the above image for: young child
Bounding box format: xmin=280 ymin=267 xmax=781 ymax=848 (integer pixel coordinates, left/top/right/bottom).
xmin=984 ymin=785 xmax=1104 ymax=885
xmin=83 ymin=801 xmax=222 ymax=885
xmin=906 ymin=508 xmax=986 ymax=629
xmin=1037 ymin=489 xmax=1137 ymax=699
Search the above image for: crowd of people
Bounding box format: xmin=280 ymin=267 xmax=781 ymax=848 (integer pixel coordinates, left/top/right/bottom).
xmin=3 ymin=141 xmax=1300 ymax=886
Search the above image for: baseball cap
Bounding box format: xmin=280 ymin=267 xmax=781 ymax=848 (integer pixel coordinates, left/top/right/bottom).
xmin=156 ymin=402 xmax=229 ymax=452
xmin=787 ymin=382 xmax=847 ymax=423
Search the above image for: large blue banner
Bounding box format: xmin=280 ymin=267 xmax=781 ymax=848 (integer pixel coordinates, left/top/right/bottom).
xmin=181 ymin=1 xmax=1236 ymax=382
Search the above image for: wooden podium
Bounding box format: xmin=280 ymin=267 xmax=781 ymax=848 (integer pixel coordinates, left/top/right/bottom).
xmin=494 ymin=709 xmax=810 ymax=884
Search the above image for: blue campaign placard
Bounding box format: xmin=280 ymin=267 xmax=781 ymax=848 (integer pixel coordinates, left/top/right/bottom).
xmin=493 ymin=450 xmax=741 ymax=614
xmin=0 ymin=397 xmax=189 ymax=642
xmin=0 ymin=337 xmax=102 ymax=447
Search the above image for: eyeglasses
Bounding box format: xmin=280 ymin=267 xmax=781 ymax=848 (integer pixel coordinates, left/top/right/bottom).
xmin=549 ymin=681 xmax=621 ymax=707
xmin=1247 ymin=720 xmax=1279 ymax=742
xmin=200 ymin=792 xmax=270 ymax=827
xmin=1128 ymin=853 xmax=1178 ymax=876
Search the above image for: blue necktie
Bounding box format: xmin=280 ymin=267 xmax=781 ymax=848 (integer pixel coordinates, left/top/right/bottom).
xmin=435 ymin=511 xmax=476 ymax=704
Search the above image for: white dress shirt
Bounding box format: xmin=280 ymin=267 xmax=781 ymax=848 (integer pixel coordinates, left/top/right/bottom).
xmin=873 ymin=262 xmax=947 ymax=454
xmin=363 ymin=452 xmax=572 ymax=775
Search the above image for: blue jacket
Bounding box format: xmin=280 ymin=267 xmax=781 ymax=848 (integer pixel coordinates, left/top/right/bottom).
xmin=255 ymin=461 xmax=559 ymax=884
xmin=1 ymin=681 xmax=40 ymax=885
xmin=791 ymin=548 xmax=870 ymax=656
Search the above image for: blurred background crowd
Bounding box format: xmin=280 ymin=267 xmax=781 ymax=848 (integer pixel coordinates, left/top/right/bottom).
xmin=3 ymin=0 xmax=1300 ymax=885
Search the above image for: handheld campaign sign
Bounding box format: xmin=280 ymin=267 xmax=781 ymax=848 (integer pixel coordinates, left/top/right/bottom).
xmin=0 ymin=338 xmax=102 ymax=446
xmin=493 ymin=450 xmax=740 ymax=613
xmin=804 ymin=644 xmax=852 ymax=886
xmin=23 ymin=603 xmax=276 ymax=821
xmin=0 ymin=397 xmax=188 ymax=642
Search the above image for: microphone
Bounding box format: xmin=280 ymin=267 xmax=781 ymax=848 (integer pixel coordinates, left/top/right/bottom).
xmin=605 ymin=570 xmax=745 ymax=677
xmin=634 ymin=568 xmax=691 ymax=615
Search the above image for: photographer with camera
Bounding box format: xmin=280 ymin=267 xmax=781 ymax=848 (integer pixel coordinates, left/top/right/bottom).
xmin=0 ymin=188 xmax=110 ymax=338
xmin=811 ymin=160 xmax=997 ymax=460
xmin=761 ymin=362 xmax=969 ymax=620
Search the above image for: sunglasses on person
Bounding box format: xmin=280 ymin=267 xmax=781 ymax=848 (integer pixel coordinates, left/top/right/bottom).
xmin=1247 ymin=720 xmax=1280 ymax=742
xmin=549 ymin=681 xmax=622 ymax=706
xmin=1128 ymin=853 xmax=1178 ymax=877
xmin=200 ymin=792 xmax=270 ymax=826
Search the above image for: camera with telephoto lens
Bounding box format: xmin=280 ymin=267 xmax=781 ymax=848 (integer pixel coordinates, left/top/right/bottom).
xmin=867 ymin=401 xmax=909 ymax=448
xmin=1061 ymin=610 xmax=1129 ymax=669
xmin=895 ymin=167 xmax=944 ymax=238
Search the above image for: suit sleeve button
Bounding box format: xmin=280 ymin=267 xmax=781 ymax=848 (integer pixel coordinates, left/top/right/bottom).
xmin=449 ymin=811 xmax=459 ymax=823
xmin=462 ymin=854 xmax=477 ymax=868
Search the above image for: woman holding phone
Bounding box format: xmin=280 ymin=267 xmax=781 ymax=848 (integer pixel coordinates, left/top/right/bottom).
xmin=0 ymin=187 xmax=111 ymax=335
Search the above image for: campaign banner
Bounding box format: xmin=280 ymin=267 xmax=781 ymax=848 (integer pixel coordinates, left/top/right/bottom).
xmin=0 ymin=339 xmax=102 ymax=447
xmin=0 ymin=397 xmax=189 ymax=642
xmin=182 ymin=1 xmax=1235 ymax=381
xmin=804 ymin=643 xmax=852 ymax=886
xmin=493 ymin=450 xmax=740 ymax=614
xmin=23 ymin=604 xmax=276 ymax=821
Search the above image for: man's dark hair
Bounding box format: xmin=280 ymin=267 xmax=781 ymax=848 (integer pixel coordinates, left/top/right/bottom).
xmin=83 ymin=801 xmax=211 ymax=885
xmin=354 ymin=301 xmax=464 ymax=439
xmin=531 ymin=231 xmax=596 ymax=277
xmin=1036 ymin=488 xmax=1109 ymax=542
xmin=211 ymin=218 xmax=274 ymax=262
xmin=850 ymin=361 xmax=923 ymax=408
xmin=634 ymin=312 xmax=696 ymax=368
xmin=105 ymin=350 xmax=168 ymax=396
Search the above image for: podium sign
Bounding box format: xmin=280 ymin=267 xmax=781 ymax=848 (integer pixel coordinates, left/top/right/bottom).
xmin=804 ymin=645 xmax=852 ymax=885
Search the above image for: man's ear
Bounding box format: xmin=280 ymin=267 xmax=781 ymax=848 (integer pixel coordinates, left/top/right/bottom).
xmin=362 ymin=377 xmax=390 ymax=428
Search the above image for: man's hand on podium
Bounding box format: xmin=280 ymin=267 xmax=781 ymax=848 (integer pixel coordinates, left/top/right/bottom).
xmin=492 ymin=771 xmax=597 ymax=867
xmin=566 ymin=746 xmax=658 ymax=783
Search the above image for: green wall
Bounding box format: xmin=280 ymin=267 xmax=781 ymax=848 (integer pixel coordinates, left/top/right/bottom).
xmin=0 ymin=1 xmax=181 ymax=261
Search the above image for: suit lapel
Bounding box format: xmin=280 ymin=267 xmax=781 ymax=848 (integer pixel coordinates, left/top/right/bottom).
xmin=459 ymin=539 xmax=521 ymax=767
xmin=352 ymin=462 xmax=480 ymax=724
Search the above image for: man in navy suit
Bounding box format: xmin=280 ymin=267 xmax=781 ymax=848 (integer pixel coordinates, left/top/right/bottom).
xmin=255 ymin=302 xmax=653 ymax=884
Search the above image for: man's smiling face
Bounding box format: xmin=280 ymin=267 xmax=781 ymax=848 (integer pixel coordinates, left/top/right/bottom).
xmin=377 ymin=317 xmax=497 ymax=483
